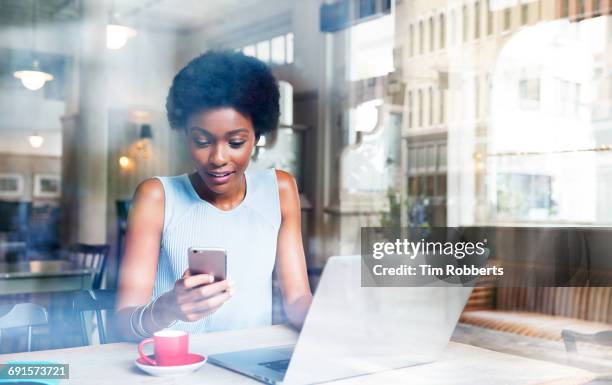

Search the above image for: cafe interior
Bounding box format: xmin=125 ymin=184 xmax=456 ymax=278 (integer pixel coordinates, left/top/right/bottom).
xmin=1 ymin=0 xmax=612 ymax=382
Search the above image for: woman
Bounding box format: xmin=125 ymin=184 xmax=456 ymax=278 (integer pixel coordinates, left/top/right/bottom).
xmin=115 ymin=51 xmax=312 ymax=340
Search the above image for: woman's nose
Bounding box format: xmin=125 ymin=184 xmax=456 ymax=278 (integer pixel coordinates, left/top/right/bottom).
xmin=209 ymin=144 xmax=227 ymax=166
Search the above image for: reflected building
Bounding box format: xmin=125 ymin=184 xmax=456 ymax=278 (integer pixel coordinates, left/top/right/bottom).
xmin=394 ymin=0 xmax=612 ymax=226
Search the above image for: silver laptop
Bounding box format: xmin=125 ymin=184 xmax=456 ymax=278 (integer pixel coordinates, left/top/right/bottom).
xmin=208 ymin=255 xmax=473 ymax=384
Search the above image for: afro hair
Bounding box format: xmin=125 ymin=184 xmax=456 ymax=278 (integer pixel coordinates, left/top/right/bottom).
xmin=166 ymin=50 xmax=280 ymax=138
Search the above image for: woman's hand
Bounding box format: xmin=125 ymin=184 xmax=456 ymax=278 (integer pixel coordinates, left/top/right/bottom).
xmin=167 ymin=269 xmax=234 ymax=322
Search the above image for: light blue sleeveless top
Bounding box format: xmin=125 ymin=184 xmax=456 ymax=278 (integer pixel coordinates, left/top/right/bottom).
xmin=151 ymin=168 xmax=280 ymax=333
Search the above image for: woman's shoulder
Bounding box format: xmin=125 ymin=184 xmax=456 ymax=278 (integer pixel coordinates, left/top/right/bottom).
xmin=134 ymin=174 xmax=186 ymax=197
xmin=134 ymin=178 xmax=165 ymax=203
xmin=274 ymin=169 xmax=297 ymax=193
xmin=272 ymin=169 xmax=299 ymax=215
xmin=129 ymin=178 xmax=165 ymax=231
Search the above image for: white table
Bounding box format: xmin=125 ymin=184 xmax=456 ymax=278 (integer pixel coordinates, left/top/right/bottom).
xmin=0 ymin=325 xmax=596 ymax=385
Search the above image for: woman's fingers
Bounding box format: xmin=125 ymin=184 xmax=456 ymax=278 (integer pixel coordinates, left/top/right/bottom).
xmin=173 ymin=279 xmax=235 ymax=320
xmin=193 ymin=280 xmax=233 ymax=300
xmin=182 ymin=273 xmax=215 ymax=289
xmin=184 ymin=289 xmax=234 ymax=314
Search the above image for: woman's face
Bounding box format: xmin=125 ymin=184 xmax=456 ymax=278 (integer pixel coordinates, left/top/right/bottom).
xmin=185 ymin=108 xmax=256 ymax=196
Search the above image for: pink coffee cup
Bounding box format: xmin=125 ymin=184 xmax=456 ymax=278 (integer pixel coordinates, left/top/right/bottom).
xmin=138 ymin=330 xmax=190 ymax=366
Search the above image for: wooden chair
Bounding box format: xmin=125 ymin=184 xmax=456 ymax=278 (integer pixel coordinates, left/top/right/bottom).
xmin=66 ymin=243 xmax=110 ymax=290
xmin=72 ymin=289 xmax=117 ymax=345
xmin=0 ymin=303 xmax=48 ymax=352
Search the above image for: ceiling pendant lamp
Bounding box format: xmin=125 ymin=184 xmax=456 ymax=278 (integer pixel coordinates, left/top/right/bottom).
xmin=106 ymin=23 xmax=138 ymax=50
xmin=106 ymin=7 xmax=137 ymax=51
xmin=13 ymin=0 xmax=53 ymax=91
xmin=28 ymin=133 xmax=45 ymax=148
xmin=14 ymin=60 xmax=53 ymax=91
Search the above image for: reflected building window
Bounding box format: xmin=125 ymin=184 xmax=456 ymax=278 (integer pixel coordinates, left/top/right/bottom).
xmin=463 ymin=5 xmax=469 ymax=42
xmin=243 ymin=45 xmax=256 ymax=57
xmin=451 ymin=9 xmax=457 ymax=45
xmin=440 ymin=13 xmax=446 ymax=49
xmin=418 ymin=89 xmax=423 ymax=127
xmin=475 ymin=76 xmax=481 ymax=118
xmin=429 ymin=87 xmax=434 ymax=126
xmin=429 ymin=17 xmax=435 ymax=52
xmin=286 ymin=33 xmax=294 ymax=63
xmin=487 ymin=1 xmax=493 ymax=35
xmin=348 ymin=15 xmax=394 ymax=80
xmin=496 ymin=174 xmax=555 ymax=220
xmin=438 ymin=144 xmax=447 ymax=172
xmin=519 ymin=77 xmax=540 ymax=109
xmin=486 ymin=74 xmax=492 ymax=117
xmin=256 ymin=40 xmax=270 ymax=63
xmin=271 ymin=35 xmax=285 ymax=65
xmin=407 ymin=142 xmax=447 ymax=200
xmin=408 ymin=91 xmax=413 ymax=128
xmin=475 ymin=1 xmax=481 ymax=39
xmin=419 ymin=20 xmax=424 ymax=54
xmin=409 ymin=146 xmax=417 ymax=175
xmin=439 ymin=87 xmax=445 ymax=124
xmin=521 ymin=3 xmax=529 ymax=25
xmin=237 ymin=32 xmax=294 ymax=66
xmin=561 ymin=0 xmax=569 ymax=18
xmin=555 ymin=79 xmax=581 ymax=116
xmin=577 ymin=0 xmax=586 ymax=18
xmin=503 ymin=8 xmax=511 ymax=31
xmin=593 ymin=0 xmax=602 ymax=16
xmin=409 ymin=24 xmax=414 ymax=57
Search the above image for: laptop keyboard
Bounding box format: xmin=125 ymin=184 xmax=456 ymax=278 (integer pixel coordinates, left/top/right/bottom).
xmin=258 ymin=359 xmax=290 ymax=373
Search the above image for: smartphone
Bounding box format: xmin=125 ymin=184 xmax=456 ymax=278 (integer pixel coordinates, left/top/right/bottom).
xmin=188 ymin=247 xmax=227 ymax=281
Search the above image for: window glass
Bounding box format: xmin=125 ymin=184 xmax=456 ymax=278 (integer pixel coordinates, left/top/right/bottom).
xmin=256 ymin=40 xmax=270 ymax=63
xmin=440 ymin=14 xmax=446 ymax=49
xmin=243 ymin=45 xmax=256 ymax=57
xmin=504 ymin=8 xmax=511 ymax=31
xmin=429 ymin=17 xmax=434 ymax=52
xmin=349 ymin=15 xmax=394 ymax=80
xmin=475 ymin=2 xmax=480 ymax=38
xmin=270 ymin=35 xmax=285 ymax=65
xmin=286 ymin=32 xmax=294 ymax=63
xmin=463 ymin=5 xmax=468 ymax=42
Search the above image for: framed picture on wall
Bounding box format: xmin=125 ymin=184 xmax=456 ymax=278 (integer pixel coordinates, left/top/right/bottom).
xmin=33 ymin=173 xmax=61 ymax=199
xmin=0 ymin=173 xmax=24 ymax=199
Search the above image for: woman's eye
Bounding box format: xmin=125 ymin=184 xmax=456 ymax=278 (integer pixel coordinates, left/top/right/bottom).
xmin=229 ymin=141 xmax=246 ymax=148
xmin=193 ymin=139 xmax=210 ymax=147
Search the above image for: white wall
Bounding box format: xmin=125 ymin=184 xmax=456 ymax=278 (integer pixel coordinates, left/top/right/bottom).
xmin=106 ymin=25 xmax=178 ymax=112
xmin=0 ymin=21 xmax=78 ymax=54
xmin=0 ymin=131 xmax=61 ymax=157
xmin=176 ymin=0 xmax=293 ymax=68
xmin=0 ymin=91 xmax=64 ymax=131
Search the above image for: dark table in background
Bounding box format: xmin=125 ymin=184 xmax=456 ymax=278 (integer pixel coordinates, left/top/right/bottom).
xmin=0 ymin=260 xmax=93 ymax=295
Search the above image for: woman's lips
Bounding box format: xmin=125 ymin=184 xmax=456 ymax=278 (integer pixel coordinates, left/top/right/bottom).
xmin=206 ymin=171 xmax=235 ymax=184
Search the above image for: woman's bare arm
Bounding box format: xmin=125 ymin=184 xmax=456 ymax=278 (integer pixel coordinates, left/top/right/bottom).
xmin=275 ymin=170 xmax=313 ymax=329
xmin=114 ymin=178 xmax=166 ymax=341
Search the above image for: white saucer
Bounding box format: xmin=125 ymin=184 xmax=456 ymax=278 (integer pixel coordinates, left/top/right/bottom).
xmin=134 ymin=354 xmax=207 ymax=377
